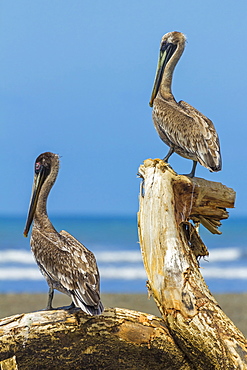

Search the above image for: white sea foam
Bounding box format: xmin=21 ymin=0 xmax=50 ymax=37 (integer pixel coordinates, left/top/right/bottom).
xmin=100 ymin=267 xmax=147 ymax=279
xmin=0 ymin=248 xmax=244 ymax=264
xmin=96 ymin=251 xmax=142 ymax=262
xmin=0 ymin=268 xmax=42 ymax=280
xmin=0 ymin=250 xmax=35 ymax=264
xmin=1 ymin=266 xmax=247 ymax=280
xmin=202 ymin=268 xmax=247 ymax=279
xmin=205 ymin=248 xmax=242 ymax=262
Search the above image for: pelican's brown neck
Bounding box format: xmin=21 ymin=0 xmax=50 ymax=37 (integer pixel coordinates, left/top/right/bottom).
xmin=159 ymin=35 xmax=186 ymax=101
xmin=34 ymin=156 xmax=59 ymax=231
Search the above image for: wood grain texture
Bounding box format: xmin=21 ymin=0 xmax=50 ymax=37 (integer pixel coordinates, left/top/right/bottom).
xmin=0 ymin=308 xmax=190 ymax=370
xmin=138 ymin=159 xmax=246 ymax=369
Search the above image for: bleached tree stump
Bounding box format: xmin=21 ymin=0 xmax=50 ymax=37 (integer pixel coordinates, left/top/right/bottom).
xmin=138 ymin=159 xmax=247 ymax=369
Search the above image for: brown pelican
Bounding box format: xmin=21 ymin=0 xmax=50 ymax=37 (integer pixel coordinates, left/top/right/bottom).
xmin=23 ymin=152 xmax=104 ymax=315
xmin=149 ymin=31 xmax=222 ymax=177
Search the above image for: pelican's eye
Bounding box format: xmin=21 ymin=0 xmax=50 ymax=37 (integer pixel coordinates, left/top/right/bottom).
xmin=160 ymin=41 xmax=168 ymax=52
xmin=35 ymin=162 xmax=41 ymax=174
xmin=160 ymin=41 xmax=177 ymax=60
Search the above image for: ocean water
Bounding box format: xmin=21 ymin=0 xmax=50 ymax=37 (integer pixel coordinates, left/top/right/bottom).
xmin=0 ymin=215 xmax=247 ymax=294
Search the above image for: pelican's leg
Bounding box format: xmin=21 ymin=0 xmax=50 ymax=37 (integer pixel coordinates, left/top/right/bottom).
xmin=46 ymin=287 xmax=54 ymax=310
xmin=163 ymin=147 xmax=174 ymax=162
xmin=186 ymin=161 xmax=197 ymax=178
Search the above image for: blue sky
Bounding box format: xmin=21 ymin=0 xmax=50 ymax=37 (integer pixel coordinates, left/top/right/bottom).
xmin=1 ymin=1 xmax=247 ymax=216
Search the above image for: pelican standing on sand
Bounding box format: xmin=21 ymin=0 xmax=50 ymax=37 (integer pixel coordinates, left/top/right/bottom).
xmin=149 ymin=31 xmax=222 ymax=177
xmin=24 ymin=152 xmax=104 ymax=315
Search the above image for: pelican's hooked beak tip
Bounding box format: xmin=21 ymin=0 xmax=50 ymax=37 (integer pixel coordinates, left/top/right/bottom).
xmin=149 ymin=101 xmax=153 ymax=108
xmin=23 ymin=231 xmax=28 ymax=238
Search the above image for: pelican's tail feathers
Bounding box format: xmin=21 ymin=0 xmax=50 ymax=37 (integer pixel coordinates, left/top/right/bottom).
xmin=71 ymin=294 xmax=104 ymax=316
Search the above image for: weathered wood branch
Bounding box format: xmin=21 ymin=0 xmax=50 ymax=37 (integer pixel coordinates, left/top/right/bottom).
xmin=0 ymin=308 xmax=191 ymax=370
xmin=138 ymin=159 xmax=247 ymax=369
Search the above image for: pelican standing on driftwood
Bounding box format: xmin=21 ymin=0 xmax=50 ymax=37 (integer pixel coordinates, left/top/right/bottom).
xmin=149 ymin=31 xmax=222 ymax=177
xmin=24 ymin=152 xmax=104 ymax=315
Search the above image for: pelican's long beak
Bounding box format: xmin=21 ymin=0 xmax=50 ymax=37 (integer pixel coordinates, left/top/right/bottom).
xmin=149 ymin=42 xmax=177 ymax=107
xmin=23 ymin=167 xmax=46 ymax=237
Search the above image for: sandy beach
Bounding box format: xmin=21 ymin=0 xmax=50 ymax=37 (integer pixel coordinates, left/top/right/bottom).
xmin=0 ymin=292 xmax=246 ymax=337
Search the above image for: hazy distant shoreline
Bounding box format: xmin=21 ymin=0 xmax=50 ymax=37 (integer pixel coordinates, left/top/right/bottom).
xmin=0 ymin=293 xmax=246 ymax=337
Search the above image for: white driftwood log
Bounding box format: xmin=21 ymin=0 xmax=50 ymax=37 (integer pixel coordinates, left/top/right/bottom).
xmin=0 ymin=308 xmax=191 ymax=370
xmin=138 ymin=159 xmax=247 ymax=369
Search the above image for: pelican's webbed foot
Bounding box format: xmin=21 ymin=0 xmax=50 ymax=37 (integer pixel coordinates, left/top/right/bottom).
xmin=55 ymin=302 xmax=76 ymax=310
xmin=66 ymin=301 xmax=76 ymax=310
